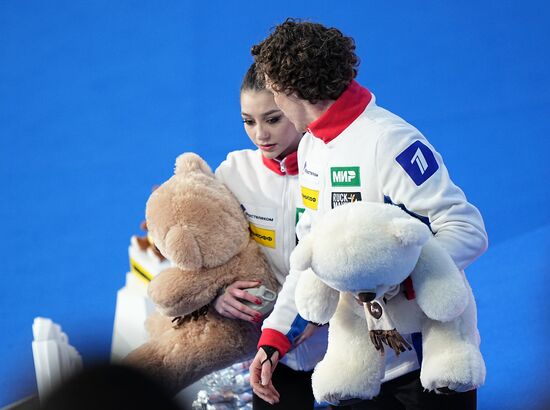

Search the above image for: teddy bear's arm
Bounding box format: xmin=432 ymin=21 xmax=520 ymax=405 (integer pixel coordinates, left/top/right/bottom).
xmin=295 ymin=268 xmax=340 ymax=325
xmin=148 ymin=267 xmax=220 ymax=317
xmin=410 ymin=237 xmax=469 ymax=322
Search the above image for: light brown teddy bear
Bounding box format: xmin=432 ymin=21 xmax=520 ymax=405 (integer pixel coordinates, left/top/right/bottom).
xmin=124 ymin=153 xmax=278 ymax=393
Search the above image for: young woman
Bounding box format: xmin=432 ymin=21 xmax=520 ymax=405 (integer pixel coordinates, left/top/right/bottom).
xmin=214 ymin=64 xmax=328 ymax=409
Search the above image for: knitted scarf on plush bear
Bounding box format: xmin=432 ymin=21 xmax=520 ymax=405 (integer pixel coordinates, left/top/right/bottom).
xmin=171 ymin=304 xmax=209 ymax=329
xmin=362 ymin=289 xmax=412 ymax=356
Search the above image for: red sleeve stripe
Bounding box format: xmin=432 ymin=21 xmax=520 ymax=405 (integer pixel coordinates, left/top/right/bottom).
xmin=258 ymin=329 xmax=292 ymax=357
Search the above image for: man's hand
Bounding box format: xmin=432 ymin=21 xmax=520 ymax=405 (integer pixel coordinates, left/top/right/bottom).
xmin=213 ymin=280 xmax=263 ymax=323
xmin=293 ymin=322 xmax=322 ymax=346
xmin=249 ymin=346 xmax=280 ymax=405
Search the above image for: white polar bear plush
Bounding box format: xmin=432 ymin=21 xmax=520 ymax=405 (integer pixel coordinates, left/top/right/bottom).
xmin=292 ymin=201 xmax=485 ymax=404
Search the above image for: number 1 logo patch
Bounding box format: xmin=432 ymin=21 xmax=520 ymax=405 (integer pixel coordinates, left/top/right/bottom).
xmin=395 ymin=141 xmax=439 ymax=186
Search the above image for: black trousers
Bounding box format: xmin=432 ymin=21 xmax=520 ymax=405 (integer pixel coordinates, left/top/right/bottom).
xmin=253 ymin=363 xmax=315 ymax=410
xmin=334 ymin=370 xmax=476 ymax=410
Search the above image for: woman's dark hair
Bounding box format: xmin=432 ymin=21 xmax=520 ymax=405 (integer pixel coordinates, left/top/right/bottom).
xmin=251 ymin=19 xmax=359 ymax=103
xmin=240 ymin=62 xmax=265 ymax=93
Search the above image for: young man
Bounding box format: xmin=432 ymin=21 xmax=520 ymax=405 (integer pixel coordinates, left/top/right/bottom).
xmin=248 ymin=19 xmax=488 ymax=410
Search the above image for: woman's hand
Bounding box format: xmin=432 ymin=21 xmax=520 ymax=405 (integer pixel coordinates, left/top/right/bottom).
xmin=213 ymin=280 xmax=264 ymax=323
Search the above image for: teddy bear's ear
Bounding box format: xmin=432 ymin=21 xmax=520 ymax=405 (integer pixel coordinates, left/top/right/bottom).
xmin=289 ymin=234 xmax=314 ymax=271
xmin=174 ymin=153 xmax=213 ymax=177
xmin=390 ymin=217 xmax=431 ymax=247
xmin=164 ymin=225 xmax=203 ymax=270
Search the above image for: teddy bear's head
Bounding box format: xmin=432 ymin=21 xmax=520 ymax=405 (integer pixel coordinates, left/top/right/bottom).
xmin=145 ymin=153 xmax=249 ymax=271
xmin=291 ymin=202 xmax=431 ymax=298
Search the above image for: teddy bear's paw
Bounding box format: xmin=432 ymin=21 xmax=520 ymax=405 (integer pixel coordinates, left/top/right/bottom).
xmin=421 ymin=345 xmax=486 ymax=393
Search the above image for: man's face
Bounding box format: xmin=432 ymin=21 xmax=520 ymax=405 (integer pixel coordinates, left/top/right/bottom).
xmin=266 ymin=79 xmax=309 ymax=132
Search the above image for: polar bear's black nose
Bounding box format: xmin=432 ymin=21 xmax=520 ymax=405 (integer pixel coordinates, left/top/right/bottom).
xmin=357 ymin=292 xmax=376 ymax=303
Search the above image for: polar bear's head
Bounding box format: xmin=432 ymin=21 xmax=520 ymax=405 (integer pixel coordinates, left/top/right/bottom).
xmin=290 ymin=202 xmax=431 ymax=297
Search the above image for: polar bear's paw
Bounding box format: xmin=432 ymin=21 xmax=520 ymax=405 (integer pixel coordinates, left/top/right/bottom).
xmin=317 ymin=392 xmax=366 ymax=407
xmin=421 ymin=344 xmax=486 ymax=393
xmin=313 ymin=386 xmax=379 ymax=406
xmin=312 ymin=358 xmax=381 ymax=404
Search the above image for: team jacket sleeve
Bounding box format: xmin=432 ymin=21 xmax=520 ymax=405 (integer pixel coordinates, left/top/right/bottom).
xmin=214 ymin=155 xmax=242 ymax=198
xmin=214 ymin=158 xmax=230 ymax=185
xmin=375 ymin=125 xmax=488 ymax=270
xmin=257 ymin=267 xmax=308 ymax=356
xmin=257 ymin=211 xmax=313 ymax=356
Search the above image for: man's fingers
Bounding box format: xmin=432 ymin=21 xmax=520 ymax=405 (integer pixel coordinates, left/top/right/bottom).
xmin=253 ymin=382 xmax=280 ymax=404
xmin=294 ymin=334 xmax=305 ymax=346
xmin=259 ymin=348 xmax=279 ymax=385
xmin=249 ymin=348 xmax=280 ymax=404
xmin=249 ymin=350 xmax=266 ymax=385
xmin=265 ymin=381 xmax=280 ymax=401
xmin=260 ymin=360 xmax=276 ymax=386
xmin=293 ymin=322 xmax=320 ymax=346
xmin=252 ymin=378 xmax=280 ymax=404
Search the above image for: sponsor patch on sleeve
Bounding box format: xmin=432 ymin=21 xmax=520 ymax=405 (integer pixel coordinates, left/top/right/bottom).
xmin=301 ymin=186 xmax=319 ymax=210
xmin=241 ymin=203 xmax=277 ymax=228
xmin=331 ymin=192 xmax=362 ymax=208
xmin=249 ymin=223 xmax=276 ymax=248
xmin=330 ymin=166 xmax=360 ymax=187
xmin=395 ymin=140 xmax=439 ymax=186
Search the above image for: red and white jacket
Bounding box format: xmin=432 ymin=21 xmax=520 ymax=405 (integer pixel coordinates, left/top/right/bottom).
xmin=258 ymin=80 xmax=488 ymax=382
xmin=215 ymin=149 xmax=328 ymax=371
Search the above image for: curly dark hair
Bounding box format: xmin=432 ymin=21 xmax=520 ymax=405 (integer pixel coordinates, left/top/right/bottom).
xmin=251 ymin=19 xmax=359 ymax=103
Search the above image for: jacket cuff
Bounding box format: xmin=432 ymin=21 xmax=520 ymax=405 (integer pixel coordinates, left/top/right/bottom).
xmin=258 ymin=329 xmax=292 ymax=358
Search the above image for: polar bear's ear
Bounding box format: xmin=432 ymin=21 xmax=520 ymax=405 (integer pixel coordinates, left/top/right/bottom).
xmin=174 ymin=153 xmax=213 ymax=176
xmin=289 ymin=234 xmax=314 ymax=271
xmin=390 ymin=217 xmax=431 ymax=247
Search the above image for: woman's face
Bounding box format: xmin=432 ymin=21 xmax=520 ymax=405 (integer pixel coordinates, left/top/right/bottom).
xmin=241 ymin=90 xmax=302 ymax=160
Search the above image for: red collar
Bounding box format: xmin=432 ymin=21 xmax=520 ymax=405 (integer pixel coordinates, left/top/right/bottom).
xmin=307 ymin=80 xmax=372 ymax=144
xmin=261 ymin=151 xmax=299 ymax=176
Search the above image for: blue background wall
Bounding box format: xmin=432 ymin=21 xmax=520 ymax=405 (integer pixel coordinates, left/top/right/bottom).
xmin=1 ymin=1 xmax=548 ymax=408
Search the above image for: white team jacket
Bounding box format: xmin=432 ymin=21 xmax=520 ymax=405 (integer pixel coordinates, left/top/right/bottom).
xmin=259 ymin=80 xmax=488 ymax=382
xmin=215 ymin=149 xmax=328 ymax=371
